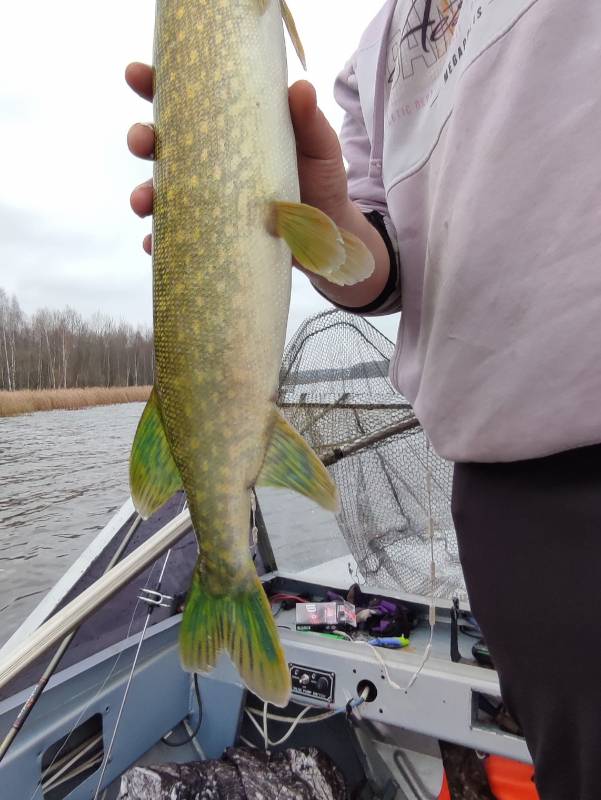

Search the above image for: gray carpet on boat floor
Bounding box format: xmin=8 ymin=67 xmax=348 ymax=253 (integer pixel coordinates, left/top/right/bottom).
xmin=119 ymin=746 xmax=348 ymax=799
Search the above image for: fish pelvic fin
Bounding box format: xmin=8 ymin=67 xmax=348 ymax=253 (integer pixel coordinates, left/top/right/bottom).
xmin=180 ymin=567 xmax=291 ymax=708
xmin=271 ymin=201 xmax=374 ymax=286
xmin=129 ymin=386 xmax=183 ymax=519
xmin=280 ymin=0 xmax=306 ymax=69
xmin=257 ymin=409 xmax=340 ymax=512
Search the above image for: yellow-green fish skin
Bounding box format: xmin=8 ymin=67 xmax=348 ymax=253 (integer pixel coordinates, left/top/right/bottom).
xmin=152 ymin=0 xmax=298 ymax=593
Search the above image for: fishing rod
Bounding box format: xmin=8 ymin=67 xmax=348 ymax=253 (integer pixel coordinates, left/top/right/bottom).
xmin=0 ymin=513 xmax=145 ymax=765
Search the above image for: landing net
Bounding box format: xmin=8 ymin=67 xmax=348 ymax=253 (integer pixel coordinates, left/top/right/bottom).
xmin=278 ymin=310 xmax=467 ymax=603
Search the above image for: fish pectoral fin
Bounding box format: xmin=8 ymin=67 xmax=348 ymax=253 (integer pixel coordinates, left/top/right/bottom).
xmin=257 ymin=409 xmax=339 ymax=512
xmin=321 ymin=227 xmax=376 ymax=286
xmin=129 ymin=386 xmax=183 ymax=519
xmin=180 ymin=568 xmax=291 ymax=707
xmin=257 ymin=0 xmax=271 ymax=12
xmin=272 ymin=200 xmax=345 ymax=271
xmin=279 ymin=0 xmax=306 ymax=69
xmin=271 ymin=201 xmax=375 ymax=286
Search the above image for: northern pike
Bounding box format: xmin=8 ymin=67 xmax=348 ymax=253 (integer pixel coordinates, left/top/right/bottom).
xmin=129 ymin=0 xmax=374 ymax=706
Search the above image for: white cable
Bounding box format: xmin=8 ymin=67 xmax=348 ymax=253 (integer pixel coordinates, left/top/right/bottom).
xmin=41 ymin=733 xmax=103 ymax=789
xmin=405 ymin=435 xmax=437 ymax=690
xmin=42 ymin=753 xmax=104 ymax=793
xmin=239 ymin=735 xmax=257 ymax=749
xmin=183 ymin=718 xmax=205 ymax=761
xmin=269 ymin=705 xmax=313 ymax=747
xmin=92 ymin=549 xmax=172 ymax=800
xmin=355 ymin=641 xmax=404 ymax=692
xmin=349 ymin=441 xmax=438 ymax=697
xmin=245 ymin=691 xmax=362 ymax=750
xmin=28 ymin=557 xmax=162 ymax=800
xmin=244 ymin=703 xmax=315 ymax=749
xmin=245 ymin=706 xmax=270 ymax=741
xmin=262 ymin=701 xmax=269 ymax=750
xmin=29 ymin=496 xmax=187 ymax=800
xmin=246 ymin=706 xmax=337 ymax=725
xmin=42 ymin=732 xmax=103 ymax=780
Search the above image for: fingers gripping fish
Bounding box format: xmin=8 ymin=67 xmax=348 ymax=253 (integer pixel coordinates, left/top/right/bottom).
xmin=129 ymin=0 xmax=374 ymax=707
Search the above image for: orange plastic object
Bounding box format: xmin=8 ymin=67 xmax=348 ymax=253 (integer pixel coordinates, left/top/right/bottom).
xmin=438 ymin=772 xmax=451 ymax=799
xmin=485 ymin=755 xmax=539 ymax=799
xmin=437 ymin=755 xmax=539 ymax=799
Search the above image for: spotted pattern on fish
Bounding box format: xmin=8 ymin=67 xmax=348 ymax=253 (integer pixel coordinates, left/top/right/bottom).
xmin=152 ymin=0 xmax=298 ymax=595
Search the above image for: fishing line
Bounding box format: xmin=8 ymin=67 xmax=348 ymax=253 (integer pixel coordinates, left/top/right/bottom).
xmin=405 ymin=434 xmax=437 ymax=691
xmin=27 ymin=554 xmax=161 ymax=800
xmin=27 ymin=497 xmax=188 ymax=800
xmin=92 ymin=548 xmax=173 ymax=800
xmin=350 ymin=437 xmax=437 ymax=697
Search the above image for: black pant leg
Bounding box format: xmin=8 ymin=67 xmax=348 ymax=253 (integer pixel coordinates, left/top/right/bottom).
xmin=451 ymin=444 xmax=601 ymax=800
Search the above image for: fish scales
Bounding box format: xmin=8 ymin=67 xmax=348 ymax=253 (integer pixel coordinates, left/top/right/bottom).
xmin=131 ymin=0 xmax=349 ymax=705
xmin=153 ymin=0 xmax=298 ymax=589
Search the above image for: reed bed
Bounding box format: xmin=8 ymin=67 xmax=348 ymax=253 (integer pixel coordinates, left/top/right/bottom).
xmin=0 ymin=386 xmax=151 ymax=417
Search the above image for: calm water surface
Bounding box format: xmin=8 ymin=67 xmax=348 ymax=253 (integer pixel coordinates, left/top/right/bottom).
xmin=0 ymin=403 xmax=144 ymax=645
xmin=0 ymin=403 xmax=348 ymax=647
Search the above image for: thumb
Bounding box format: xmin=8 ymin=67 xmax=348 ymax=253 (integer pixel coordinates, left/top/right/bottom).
xmin=289 ymin=80 xmax=341 ymax=162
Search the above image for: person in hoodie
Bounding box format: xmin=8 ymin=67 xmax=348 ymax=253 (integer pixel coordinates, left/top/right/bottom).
xmin=126 ymin=2 xmax=601 ymax=797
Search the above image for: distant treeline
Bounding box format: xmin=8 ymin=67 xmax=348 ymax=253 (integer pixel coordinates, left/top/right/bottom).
xmin=0 ymin=288 xmax=154 ymax=391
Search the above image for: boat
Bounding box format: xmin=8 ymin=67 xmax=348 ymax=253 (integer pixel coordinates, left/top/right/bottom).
xmin=0 ymin=311 xmax=536 ymax=799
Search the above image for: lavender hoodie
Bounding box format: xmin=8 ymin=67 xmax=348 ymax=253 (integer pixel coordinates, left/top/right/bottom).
xmin=333 ymin=0 xmax=601 ymax=463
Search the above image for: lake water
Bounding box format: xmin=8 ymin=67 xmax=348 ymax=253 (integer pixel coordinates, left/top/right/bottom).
xmin=0 ymin=403 xmax=348 ymax=647
xmin=0 ymin=404 xmax=143 ymax=645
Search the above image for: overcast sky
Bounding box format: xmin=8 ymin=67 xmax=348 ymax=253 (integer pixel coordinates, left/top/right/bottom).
xmin=0 ymin=0 xmax=399 ymax=342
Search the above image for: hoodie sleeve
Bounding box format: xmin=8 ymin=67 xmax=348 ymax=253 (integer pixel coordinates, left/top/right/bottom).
xmin=331 ymin=57 xmax=402 ymax=315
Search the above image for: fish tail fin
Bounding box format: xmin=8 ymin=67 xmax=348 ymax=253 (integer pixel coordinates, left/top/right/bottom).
xmin=180 ymin=565 xmax=291 ymax=707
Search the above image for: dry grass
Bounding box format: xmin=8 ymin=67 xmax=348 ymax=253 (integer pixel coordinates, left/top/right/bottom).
xmin=0 ymin=386 xmax=151 ymax=417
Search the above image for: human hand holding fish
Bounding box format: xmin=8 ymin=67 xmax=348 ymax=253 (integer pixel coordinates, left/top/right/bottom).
xmin=126 ymin=67 xmax=391 ymax=306
xmin=125 ymin=0 xmax=389 ymax=708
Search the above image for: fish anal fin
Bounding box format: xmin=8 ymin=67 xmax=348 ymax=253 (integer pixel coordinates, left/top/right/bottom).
xmin=129 ymin=387 xmax=183 ymax=519
xmin=257 ymin=409 xmax=339 ymax=512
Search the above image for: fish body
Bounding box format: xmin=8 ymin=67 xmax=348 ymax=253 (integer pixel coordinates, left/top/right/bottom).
xmin=153 ymin=1 xmax=295 ymax=590
xmin=130 ymin=0 xmax=373 ymax=706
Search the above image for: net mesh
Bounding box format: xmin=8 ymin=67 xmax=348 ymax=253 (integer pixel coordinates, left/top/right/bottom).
xmin=278 ymin=309 xmax=467 ymax=602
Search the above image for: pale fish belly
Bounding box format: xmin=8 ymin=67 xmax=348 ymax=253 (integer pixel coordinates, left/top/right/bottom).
xmin=152 ymin=0 xmax=299 ymax=580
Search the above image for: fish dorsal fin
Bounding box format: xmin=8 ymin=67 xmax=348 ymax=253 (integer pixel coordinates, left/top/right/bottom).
xmin=280 ymin=0 xmax=307 ymax=69
xmin=257 ymin=408 xmax=339 ymax=512
xmin=271 ymin=200 xmax=375 ymax=286
xmin=130 ymin=387 xmax=183 ymax=519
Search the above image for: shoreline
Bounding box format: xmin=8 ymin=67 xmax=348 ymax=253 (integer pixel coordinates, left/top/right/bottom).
xmin=0 ymin=386 xmax=151 ymax=417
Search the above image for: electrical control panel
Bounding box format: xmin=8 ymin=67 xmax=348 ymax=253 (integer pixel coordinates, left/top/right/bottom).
xmin=289 ymin=663 xmax=335 ymax=703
